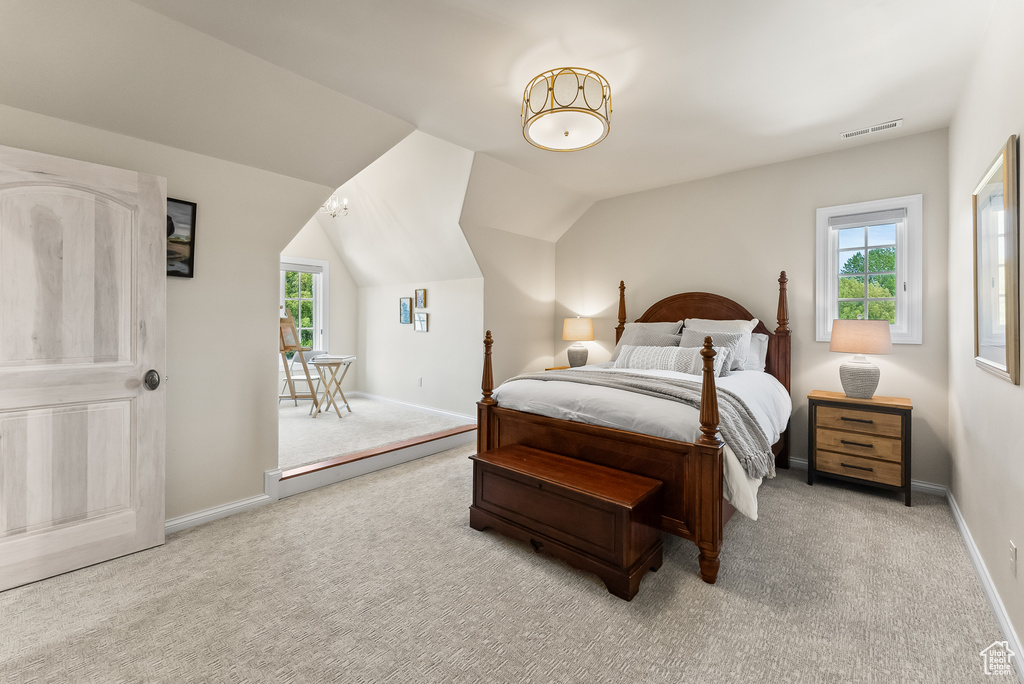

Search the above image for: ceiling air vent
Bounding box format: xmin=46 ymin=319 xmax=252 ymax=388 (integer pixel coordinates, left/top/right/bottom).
xmin=840 ymin=119 xmax=903 ymax=140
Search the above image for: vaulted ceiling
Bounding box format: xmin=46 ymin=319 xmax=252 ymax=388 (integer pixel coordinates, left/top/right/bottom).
xmin=131 ymin=0 xmax=994 ymax=200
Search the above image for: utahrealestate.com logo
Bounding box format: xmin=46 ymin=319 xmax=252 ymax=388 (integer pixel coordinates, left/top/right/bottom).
xmin=980 ymin=641 xmax=1016 ymax=676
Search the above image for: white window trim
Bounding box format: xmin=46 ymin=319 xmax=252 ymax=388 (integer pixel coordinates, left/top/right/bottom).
xmin=815 ymin=194 xmax=923 ymax=344
xmin=280 ymin=256 xmax=330 ymax=355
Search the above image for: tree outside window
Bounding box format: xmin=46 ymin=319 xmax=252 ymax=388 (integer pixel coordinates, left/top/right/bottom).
xmin=837 ymin=224 xmax=897 ymax=324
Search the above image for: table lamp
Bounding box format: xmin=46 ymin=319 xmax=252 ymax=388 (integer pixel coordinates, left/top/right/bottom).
xmin=829 ymin=319 xmax=893 ymax=399
xmin=562 ymin=317 xmax=594 ymax=367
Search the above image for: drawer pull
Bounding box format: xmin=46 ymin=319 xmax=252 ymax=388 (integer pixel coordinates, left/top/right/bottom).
xmin=840 ymin=416 xmax=874 ymax=424
xmin=841 ymin=462 xmax=874 ymax=473
xmin=841 ymin=439 xmax=873 ymax=449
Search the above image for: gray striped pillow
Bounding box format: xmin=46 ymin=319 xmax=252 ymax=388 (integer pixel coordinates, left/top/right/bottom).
xmin=609 ymin=322 xmax=682 ymax=361
xmin=613 ymin=345 xmax=730 ymax=376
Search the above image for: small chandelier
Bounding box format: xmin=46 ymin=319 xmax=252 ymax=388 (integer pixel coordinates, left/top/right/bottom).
xmin=320 ymin=194 xmax=347 ymax=218
xmin=522 ymin=67 xmax=611 ymax=151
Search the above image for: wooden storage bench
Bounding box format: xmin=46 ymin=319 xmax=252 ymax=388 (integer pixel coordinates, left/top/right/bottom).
xmin=469 ymin=444 xmax=663 ymax=601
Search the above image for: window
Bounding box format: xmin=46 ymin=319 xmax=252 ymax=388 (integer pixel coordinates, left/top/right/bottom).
xmin=280 ymin=257 xmax=329 ymax=359
xmin=816 ymin=195 xmax=922 ymax=344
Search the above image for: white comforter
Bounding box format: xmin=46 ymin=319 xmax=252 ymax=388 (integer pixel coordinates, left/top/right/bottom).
xmin=492 ymin=363 xmax=792 ymax=520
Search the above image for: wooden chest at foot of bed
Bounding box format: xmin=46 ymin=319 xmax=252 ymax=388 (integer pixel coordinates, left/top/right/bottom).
xmin=469 ymin=444 xmax=663 ymax=601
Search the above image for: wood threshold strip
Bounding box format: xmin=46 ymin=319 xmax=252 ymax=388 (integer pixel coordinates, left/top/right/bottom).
xmin=280 ymin=425 xmax=477 ymax=480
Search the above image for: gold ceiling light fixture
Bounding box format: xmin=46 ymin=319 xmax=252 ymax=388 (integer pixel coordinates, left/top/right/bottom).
xmin=522 ymin=67 xmax=611 ymax=152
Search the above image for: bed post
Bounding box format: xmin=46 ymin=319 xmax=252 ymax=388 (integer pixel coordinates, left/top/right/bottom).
xmin=773 ymin=271 xmax=792 ymax=469
xmin=615 ymin=281 xmax=626 ymax=344
xmin=774 ymin=271 xmax=791 ymax=392
xmin=478 ymin=331 xmax=496 ymax=453
xmin=694 ymin=337 xmax=724 ymax=584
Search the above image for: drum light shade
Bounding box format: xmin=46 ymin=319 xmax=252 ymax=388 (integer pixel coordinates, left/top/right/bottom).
xmin=522 ymin=68 xmax=611 ymax=151
xmin=562 ymin=316 xmax=594 ymax=368
xmin=829 ymin=319 xmax=893 ymax=398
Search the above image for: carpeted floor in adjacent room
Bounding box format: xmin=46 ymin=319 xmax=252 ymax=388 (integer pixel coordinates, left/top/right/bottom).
xmin=0 ymin=445 xmax=1005 ymax=683
xmin=278 ymin=394 xmax=474 ymax=471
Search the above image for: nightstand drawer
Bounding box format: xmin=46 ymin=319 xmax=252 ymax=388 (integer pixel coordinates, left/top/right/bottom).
xmin=815 ymin=428 xmax=902 ymax=462
xmin=815 ymin=450 xmax=902 ymax=487
xmin=816 ymin=405 xmax=902 ymax=438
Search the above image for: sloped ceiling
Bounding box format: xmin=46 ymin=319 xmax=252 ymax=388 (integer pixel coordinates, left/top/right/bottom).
xmin=460 ymin=154 xmax=592 ymax=243
xmin=316 ymin=131 xmax=482 ymax=287
xmin=0 ymin=0 xmax=412 ymax=190
xmin=129 ymin=0 xmax=994 ymax=200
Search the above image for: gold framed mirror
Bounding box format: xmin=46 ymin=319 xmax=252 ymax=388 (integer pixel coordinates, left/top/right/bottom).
xmin=973 ymin=134 xmax=1019 ymax=384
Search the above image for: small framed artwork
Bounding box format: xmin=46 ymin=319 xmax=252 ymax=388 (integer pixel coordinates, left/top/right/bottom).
xmin=400 ymin=297 xmax=412 ymax=324
xmin=166 ymin=197 xmax=198 ymax=278
xmin=414 ymin=312 xmax=428 ymax=332
xmin=415 ymin=288 xmax=427 ymax=308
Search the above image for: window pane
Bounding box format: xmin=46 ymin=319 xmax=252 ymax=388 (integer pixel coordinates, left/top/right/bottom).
xmin=839 ymin=301 xmax=865 ymax=320
xmin=869 ymin=274 xmax=896 ymax=297
xmin=868 ymin=224 xmax=896 ymax=246
xmin=300 ymin=272 xmax=313 ymax=298
xmin=286 ymin=300 xmax=299 ymax=321
xmin=301 ymin=329 xmax=313 ymax=347
xmin=285 ymin=271 xmax=300 ymax=298
xmin=301 ymin=300 xmax=313 ymax=328
xmin=838 ymin=227 xmax=864 ymax=250
xmin=868 ymin=301 xmax=896 ymax=324
xmin=839 ymin=275 xmax=865 ymax=299
xmin=867 ymin=247 xmax=896 ymax=273
xmin=839 ymin=249 xmax=866 ymax=275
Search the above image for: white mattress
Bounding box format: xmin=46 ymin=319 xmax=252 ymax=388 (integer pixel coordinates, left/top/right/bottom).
xmin=492 ymin=363 xmax=792 ymax=520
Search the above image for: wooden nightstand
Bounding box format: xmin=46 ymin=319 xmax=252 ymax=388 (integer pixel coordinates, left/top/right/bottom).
xmin=807 ymin=390 xmax=913 ymax=506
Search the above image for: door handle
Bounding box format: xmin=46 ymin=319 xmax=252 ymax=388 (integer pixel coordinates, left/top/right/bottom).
xmin=144 ymin=369 xmax=161 ymax=391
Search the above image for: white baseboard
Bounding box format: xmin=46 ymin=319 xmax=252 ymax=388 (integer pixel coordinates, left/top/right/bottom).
xmin=164 ymin=428 xmax=475 ymax=535
xmin=947 ymin=488 xmax=1024 ymax=684
xmin=275 ymin=428 xmax=475 ymax=499
xmin=165 ymin=492 xmax=274 ymax=535
xmin=348 ymin=391 xmax=475 ymax=423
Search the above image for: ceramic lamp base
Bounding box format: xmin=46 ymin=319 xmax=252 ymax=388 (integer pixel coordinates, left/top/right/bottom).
xmin=567 ymin=344 xmax=588 ymax=368
xmin=839 ymin=361 xmax=880 ymax=399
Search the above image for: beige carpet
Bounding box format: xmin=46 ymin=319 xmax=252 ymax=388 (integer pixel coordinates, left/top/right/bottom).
xmin=0 ymin=446 xmax=1008 ymax=683
xmin=278 ymin=394 xmax=473 ymax=471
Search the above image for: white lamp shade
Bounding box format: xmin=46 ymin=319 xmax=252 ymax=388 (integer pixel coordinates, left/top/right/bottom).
xmin=829 ymin=319 xmax=893 ymax=355
xmin=562 ymin=317 xmax=594 ymax=342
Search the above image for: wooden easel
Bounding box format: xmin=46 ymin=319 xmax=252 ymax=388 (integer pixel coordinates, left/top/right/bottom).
xmin=279 ymin=308 xmax=319 ymax=410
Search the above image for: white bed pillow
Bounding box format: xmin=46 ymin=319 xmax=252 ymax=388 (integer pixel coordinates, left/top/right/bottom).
xmin=683 ymin=318 xmax=758 ymax=370
xmin=613 ymin=344 xmax=730 ymax=376
xmin=678 ymin=328 xmax=747 ymax=372
xmin=609 ymin=322 xmax=683 ymax=361
xmin=744 ymin=333 xmax=769 ymax=372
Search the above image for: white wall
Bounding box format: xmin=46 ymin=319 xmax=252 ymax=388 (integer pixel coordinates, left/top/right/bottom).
xmin=359 ymin=279 xmax=484 ymax=416
xmin=281 ymin=218 xmax=362 ymax=388
xmin=461 ymin=224 xmax=556 ymax=384
xmin=947 ymin=0 xmax=1024 ymax=643
xmin=556 ymin=129 xmax=950 ymax=484
xmin=0 ymin=104 xmax=334 ymax=519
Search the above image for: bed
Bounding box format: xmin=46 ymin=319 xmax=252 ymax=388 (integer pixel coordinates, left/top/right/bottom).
xmin=475 ymin=271 xmax=792 ymax=584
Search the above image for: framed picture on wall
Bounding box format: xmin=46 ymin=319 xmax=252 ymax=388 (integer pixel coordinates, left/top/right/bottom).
xmin=400 ymin=297 xmax=412 ymax=324
xmin=414 ymin=312 xmax=428 ymax=332
xmin=415 ymin=288 xmax=427 ymax=308
xmin=166 ymin=197 xmax=197 ymax=278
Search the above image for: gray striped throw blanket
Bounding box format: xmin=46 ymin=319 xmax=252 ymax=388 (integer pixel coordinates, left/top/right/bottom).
xmin=504 ymin=370 xmax=776 ymax=479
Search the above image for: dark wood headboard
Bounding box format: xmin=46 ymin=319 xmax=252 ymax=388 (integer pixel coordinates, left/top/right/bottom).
xmin=614 ymin=271 xmax=791 ymax=392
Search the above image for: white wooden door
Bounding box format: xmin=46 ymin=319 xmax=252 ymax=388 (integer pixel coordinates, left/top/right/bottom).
xmin=0 ymin=144 xmax=166 ymax=590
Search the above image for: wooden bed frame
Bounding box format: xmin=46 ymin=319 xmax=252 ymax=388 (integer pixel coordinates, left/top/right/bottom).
xmin=476 ymin=271 xmax=791 ymax=584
